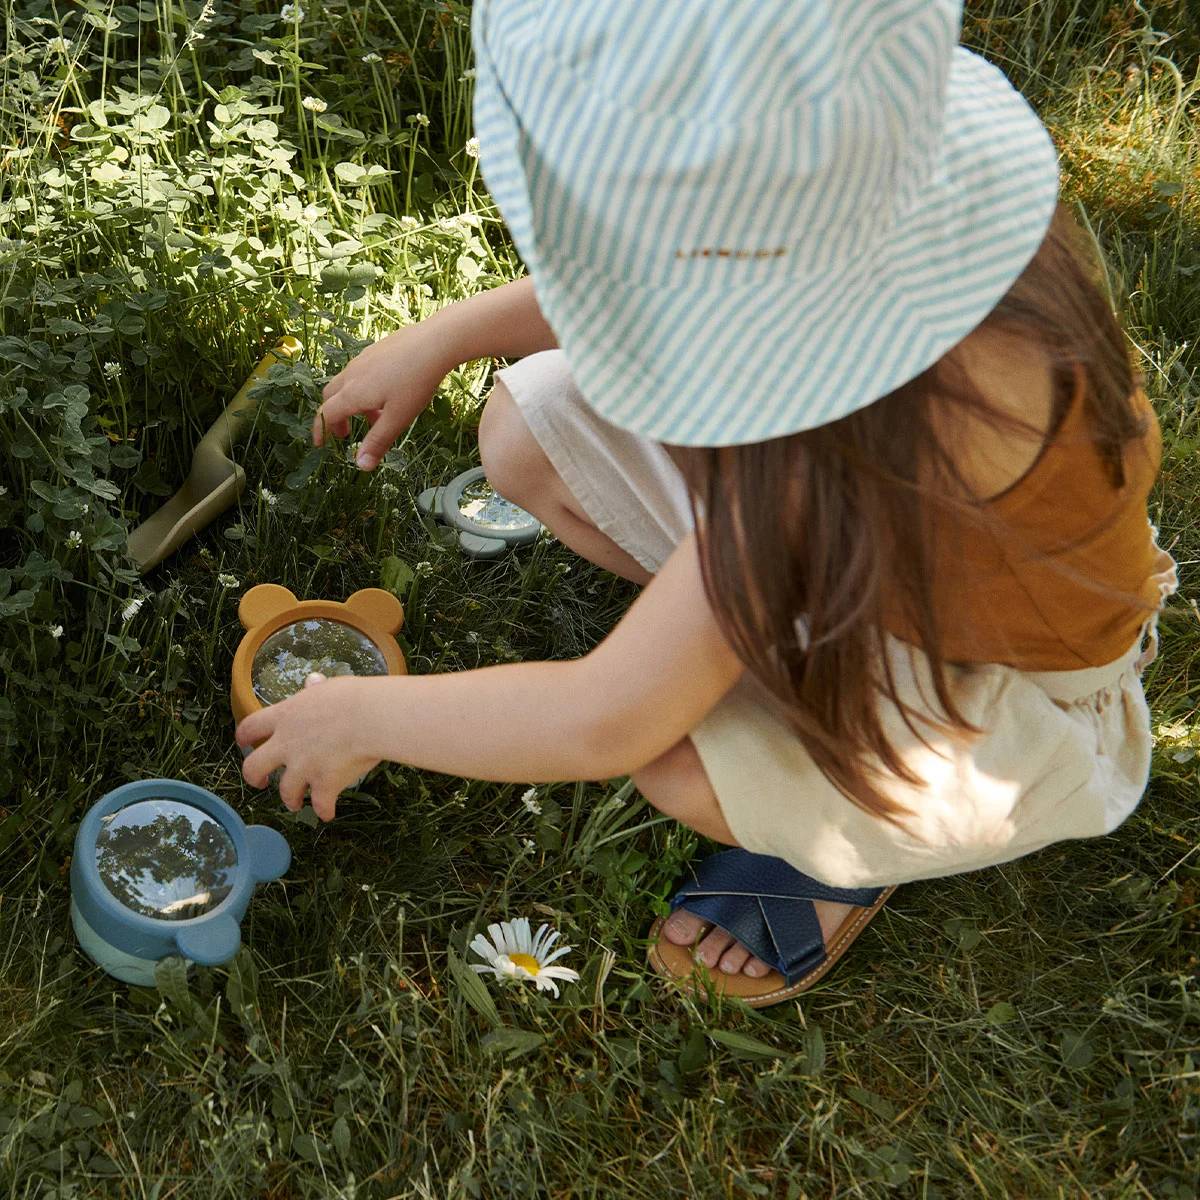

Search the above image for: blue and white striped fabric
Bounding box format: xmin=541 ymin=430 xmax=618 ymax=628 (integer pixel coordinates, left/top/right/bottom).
xmin=472 ymin=1 xmax=1059 ymax=447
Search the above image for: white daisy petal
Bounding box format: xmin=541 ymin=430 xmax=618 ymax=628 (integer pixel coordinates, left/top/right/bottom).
xmin=469 ymin=933 xmax=498 ymax=962
xmin=540 ymin=966 xmax=580 ymax=982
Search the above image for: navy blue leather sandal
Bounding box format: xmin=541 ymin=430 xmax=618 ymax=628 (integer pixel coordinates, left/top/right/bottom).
xmin=648 ymin=848 xmax=895 ymax=1008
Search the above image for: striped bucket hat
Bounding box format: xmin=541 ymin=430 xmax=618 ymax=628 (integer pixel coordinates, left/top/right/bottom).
xmin=472 ymin=1 xmax=1059 ymax=447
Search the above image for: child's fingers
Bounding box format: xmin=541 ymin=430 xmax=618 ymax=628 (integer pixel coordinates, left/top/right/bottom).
xmin=355 ymin=410 xmax=405 ymax=471
xmin=236 ymin=708 xmax=276 ymax=753
xmin=242 ymin=739 xmax=285 ymax=790
xmin=277 ymin=767 xmax=308 ymax=812
xmin=312 ymin=395 xmax=353 ymax=446
xmin=308 ymin=782 xmax=339 ymax=823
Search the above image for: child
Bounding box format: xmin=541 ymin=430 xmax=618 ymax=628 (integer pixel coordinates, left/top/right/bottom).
xmin=239 ymin=0 xmax=1176 ymax=1007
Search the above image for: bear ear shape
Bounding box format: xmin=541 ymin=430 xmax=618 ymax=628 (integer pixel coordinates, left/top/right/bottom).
xmin=238 ymin=584 xmax=298 ymax=630
xmin=344 ymin=587 xmax=404 ymax=635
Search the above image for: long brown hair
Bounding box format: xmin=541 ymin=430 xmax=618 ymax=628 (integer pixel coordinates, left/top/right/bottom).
xmin=671 ymin=206 xmax=1148 ymax=819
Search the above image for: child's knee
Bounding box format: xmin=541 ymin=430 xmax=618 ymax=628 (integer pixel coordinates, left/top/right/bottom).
xmin=634 ymin=739 xmax=737 ymax=844
xmin=478 ymin=381 xmax=552 ymax=509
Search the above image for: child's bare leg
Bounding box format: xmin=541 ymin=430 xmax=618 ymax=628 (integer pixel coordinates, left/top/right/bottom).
xmin=478 ymin=381 xmax=651 ymax=585
xmin=478 ymin=386 xmax=854 ymax=978
xmin=634 ymin=736 xmax=855 ymax=979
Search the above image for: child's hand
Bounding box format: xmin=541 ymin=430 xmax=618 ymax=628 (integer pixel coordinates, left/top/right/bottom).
xmin=314 ymin=323 xmax=457 ymax=471
xmin=237 ymin=675 xmax=381 ymax=821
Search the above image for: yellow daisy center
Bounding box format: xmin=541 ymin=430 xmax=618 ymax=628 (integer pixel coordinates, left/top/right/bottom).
xmin=508 ymin=953 xmax=541 ymax=975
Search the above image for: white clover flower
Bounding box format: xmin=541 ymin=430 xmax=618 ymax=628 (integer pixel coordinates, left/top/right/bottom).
xmin=47 ymin=37 xmax=73 ymax=55
xmin=280 ymin=3 xmax=304 ymax=21
xmin=47 ymin=624 xmax=64 ymax=639
xmin=411 ymin=113 xmax=430 ymax=128
xmin=362 ymin=52 xmax=382 ymax=64
xmin=102 ymin=361 xmax=122 ymax=380
xmin=121 ymin=597 xmax=145 ymax=622
xmin=258 ymin=485 xmax=277 ymax=506
xmin=464 ymin=136 xmax=480 ymax=159
xmin=521 ymin=838 xmax=536 ymax=856
xmin=399 ymin=215 xmax=419 ymax=230
xmin=469 ymin=918 xmax=580 ymax=998
xmin=521 ymin=787 xmax=542 ymax=816
xmin=66 ymin=530 xmax=82 ymax=548
xmin=301 ymin=96 xmax=327 ymax=114
xmin=217 ymin=573 xmax=240 ymax=588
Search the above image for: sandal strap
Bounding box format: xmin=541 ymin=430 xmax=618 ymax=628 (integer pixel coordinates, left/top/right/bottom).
xmin=671 ymin=849 xmax=885 ymax=985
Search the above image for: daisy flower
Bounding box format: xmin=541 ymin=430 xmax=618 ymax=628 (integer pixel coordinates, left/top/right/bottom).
xmin=469 ymin=917 xmax=580 ymax=997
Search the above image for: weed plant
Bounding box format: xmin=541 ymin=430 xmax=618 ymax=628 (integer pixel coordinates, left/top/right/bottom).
xmin=0 ymin=1 xmax=1198 ymax=1196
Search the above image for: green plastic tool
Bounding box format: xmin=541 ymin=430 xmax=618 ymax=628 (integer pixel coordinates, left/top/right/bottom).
xmin=126 ymin=337 xmax=303 ymax=573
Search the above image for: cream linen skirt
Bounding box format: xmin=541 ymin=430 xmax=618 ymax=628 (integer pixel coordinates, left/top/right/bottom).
xmin=497 ymin=350 xmax=1176 ymax=889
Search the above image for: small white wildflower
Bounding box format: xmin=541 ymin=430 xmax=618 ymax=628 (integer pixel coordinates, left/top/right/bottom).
xmin=464 ymin=136 xmax=480 ymax=159
xmin=121 ymin=597 xmax=145 ymax=622
xmin=66 ymin=530 xmax=82 ymax=548
xmin=258 ymin=485 xmax=277 ymax=506
xmin=280 ymin=3 xmax=304 ymax=20
xmin=47 ymin=37 xmax=72 ymax=55
xmin=102 ymin=361 xmax=122 ymax=380
xmin=399 ymin=215 xmax=419 ymax=230
xmin=360 ymin=883 xmax=370 ymax=892
xmin=362 ymin=52 xmax=382 ymax=64
xmin=469 ymin=918 xmax=580 ymax=998
xmin=0 ymin=485 xmax=7 ymax=496
xmin=47 ymin=624 xmax=64 ymax=639
xmin=521 ymin=787 xmax=542 ymax=816
xmin=410 ymin=113 xmax=430 ymax=128
xmin=459 ymin=68 xmax=476 ymax=81
xmin=414 ymin=561 xmax=432 ymax=575
xmin=521 ymin=838 xmax=536 ymax=855
xmin=301 ymin=96 xmax=327 ymax=114
xmin=217 ymin=573 xmax=240 ymax=588
xmin=438 ymin=216 xmax=460 ymax=232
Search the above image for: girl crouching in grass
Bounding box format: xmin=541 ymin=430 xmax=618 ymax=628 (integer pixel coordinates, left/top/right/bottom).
xmin=238 ymin=0 xmax=1175 ymax=1007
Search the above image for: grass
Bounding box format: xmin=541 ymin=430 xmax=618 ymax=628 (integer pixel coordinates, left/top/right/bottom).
xmin=0 ymin=0 xmax=1198 ymax=1196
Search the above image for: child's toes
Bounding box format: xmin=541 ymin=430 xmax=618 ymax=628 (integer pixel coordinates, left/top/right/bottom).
xmin=742 ymin=955 xmax=771 ymax=978
xmin=662 ymin=910 xmax=709 ymax=946
xmin=695 ymin=927 xmax=736 ymax=968
xmin=718 ymin=942 xmax=750 ymax=975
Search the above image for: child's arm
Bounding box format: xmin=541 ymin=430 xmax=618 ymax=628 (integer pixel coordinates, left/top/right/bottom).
xmin=315 ymin=278 xmax=557 ymax=469
xmin=237 ymin=533 xmax=743 ymax=819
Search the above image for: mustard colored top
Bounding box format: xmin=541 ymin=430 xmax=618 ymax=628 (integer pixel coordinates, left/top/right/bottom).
xmin=886 ymin=377 xmax=1172 ymax=670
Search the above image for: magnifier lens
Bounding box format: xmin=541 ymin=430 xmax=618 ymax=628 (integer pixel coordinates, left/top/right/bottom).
xmin=457 ymin=478 xmax=538 ymax=532
xmin=252 ymin=618 xmax=387 ymax=705
xmin=95 ymin=799 xmax=237 ymax=921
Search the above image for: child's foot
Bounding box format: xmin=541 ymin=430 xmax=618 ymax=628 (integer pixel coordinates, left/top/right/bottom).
xmin=660 ymin=899 xmax=856 ymax=978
